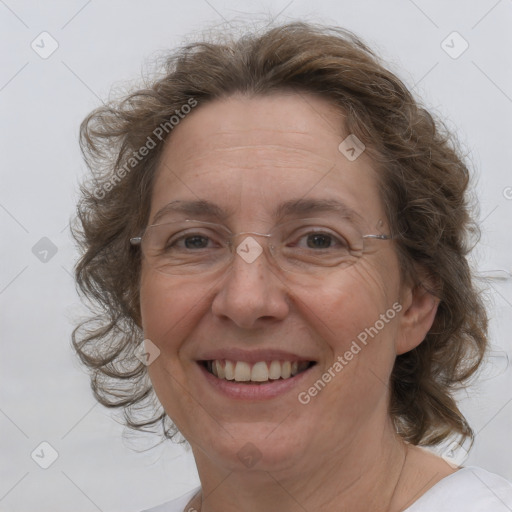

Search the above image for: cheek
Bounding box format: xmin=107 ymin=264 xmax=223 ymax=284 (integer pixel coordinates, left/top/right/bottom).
xmin=139 ymin=269 xmax=206 ymax=347
xmin=139 ymin=268 xmax=229 ymax=411
xmin=297 ymin=270 xmax=401 ymax=420
xmin=299 ymin=262 xmax=401 ymax=402
xmin=304 ymin=265 xmax=398 ymax=346
xmin=140 ymin=271 xmax=208 ymax=430
xmin=140 ymin=275 xmax=173 ymax=340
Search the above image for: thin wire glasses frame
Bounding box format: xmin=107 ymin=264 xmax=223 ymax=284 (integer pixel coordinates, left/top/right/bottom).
xmin=129 ymin=217 xmax=393 ymax=276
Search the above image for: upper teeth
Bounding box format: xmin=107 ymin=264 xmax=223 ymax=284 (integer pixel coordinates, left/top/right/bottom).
xmin=209 ymin=360 xmax=310 ymax=382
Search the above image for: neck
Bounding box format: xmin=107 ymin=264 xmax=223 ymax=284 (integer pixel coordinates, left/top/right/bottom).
xmin=189 ymin=420 xmax=409 ymax=512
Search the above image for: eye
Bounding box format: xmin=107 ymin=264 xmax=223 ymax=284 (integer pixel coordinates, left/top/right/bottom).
xmin=164 ymin=229 xmax=223 ymax=251
xmin=292 ymin=228 xmax=349 ymax=250
xmin=304 ymin=233 xmax=335 ymax=249
xmin=176 ymin=235 xmax=211 ymax=249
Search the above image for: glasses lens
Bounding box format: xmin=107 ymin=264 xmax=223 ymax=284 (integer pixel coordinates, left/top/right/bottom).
xmin=269 ymin=218 xmax=363 ymax=274
xmin=141 ymin=220 xmax=231 ymax=275
xmin=139 ymin=218 xmax=368 ymax=276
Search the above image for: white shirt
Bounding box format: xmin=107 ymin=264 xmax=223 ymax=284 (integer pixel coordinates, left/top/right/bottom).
xmin=141 ymin=466 xmax=512 ymax=511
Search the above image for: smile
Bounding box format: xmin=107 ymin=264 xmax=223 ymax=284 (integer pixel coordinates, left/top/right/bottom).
xmin=204 ymin=359 xmax=315 ymax=383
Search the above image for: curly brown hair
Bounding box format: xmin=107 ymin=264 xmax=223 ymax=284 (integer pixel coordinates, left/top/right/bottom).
xmin=72 ymin=21 xmax=488 ymax=447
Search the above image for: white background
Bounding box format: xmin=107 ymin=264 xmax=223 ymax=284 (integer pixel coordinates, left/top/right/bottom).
xmin=1 ymin=1 xmax=511 ymax=511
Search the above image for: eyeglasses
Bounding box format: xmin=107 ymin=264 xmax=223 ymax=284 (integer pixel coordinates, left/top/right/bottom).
xmin=130 ymin=218 xmax=392 ymax=276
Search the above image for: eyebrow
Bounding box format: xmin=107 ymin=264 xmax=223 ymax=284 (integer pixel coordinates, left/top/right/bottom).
xmin=151 ymin=200 xmax=234 ymax=225
xmin=150 ymin=198 xmax=362 ymax=225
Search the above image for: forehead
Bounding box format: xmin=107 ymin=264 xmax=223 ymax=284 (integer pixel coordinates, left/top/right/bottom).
xmin=159 ymin=92 xmax=345 ymax=169
xmin=150 ymin=92 xmax=385 ymax=227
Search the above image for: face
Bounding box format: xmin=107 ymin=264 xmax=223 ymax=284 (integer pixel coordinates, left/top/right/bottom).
xmin=140 ymin=92 xmax=410 ymax=476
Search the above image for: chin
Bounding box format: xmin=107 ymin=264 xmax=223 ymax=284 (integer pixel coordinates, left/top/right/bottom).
xmin=189 ymin=422 xmax=312 ymax=473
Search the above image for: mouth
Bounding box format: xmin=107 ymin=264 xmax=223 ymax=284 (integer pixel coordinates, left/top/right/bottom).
xmin=200 ymin=359 xmax=316 ymax=384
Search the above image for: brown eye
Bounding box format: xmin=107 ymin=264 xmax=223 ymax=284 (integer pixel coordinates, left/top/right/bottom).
xmin=292 ymin=229 xmax=349 ymax=250
xmin=162 ymin=229 xmax=221 ymax=252
xmin=306 ymin=233 xmax=334 ymax=249
xmin=181 ymin=235 xmax=210 ymax=249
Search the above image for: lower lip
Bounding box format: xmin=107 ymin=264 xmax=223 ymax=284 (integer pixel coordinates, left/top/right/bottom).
xmin=197 ymin=363 xmax=314 ymax=400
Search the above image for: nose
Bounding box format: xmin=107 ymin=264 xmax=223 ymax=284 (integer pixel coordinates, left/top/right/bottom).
xmin=210 ymin=236 xmax=290 ymax=329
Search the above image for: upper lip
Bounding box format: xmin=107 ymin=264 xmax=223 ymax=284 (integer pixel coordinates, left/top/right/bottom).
xmin=196 ymin=348 xmax=317 ymax=364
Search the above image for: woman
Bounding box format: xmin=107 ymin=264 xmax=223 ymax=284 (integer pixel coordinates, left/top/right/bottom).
xmin=72 ymin=22 xmax=512 ymax=511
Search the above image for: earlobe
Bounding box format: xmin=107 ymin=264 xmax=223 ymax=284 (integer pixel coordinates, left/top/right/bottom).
xmin=396 ymin=280 xmax=440 ymax=355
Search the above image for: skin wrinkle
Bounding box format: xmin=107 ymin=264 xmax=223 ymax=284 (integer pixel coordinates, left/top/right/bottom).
xmin=151 ymin=166 xmax=376 ymax=232
xmin=161 ymin=154 xmax=338 ymax=186
xmin=148 ymin=198 xmax=372 ymax=241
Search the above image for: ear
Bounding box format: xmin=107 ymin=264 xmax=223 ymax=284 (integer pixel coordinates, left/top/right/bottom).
xmin=395 ymin=274 xmax=440 ymax=355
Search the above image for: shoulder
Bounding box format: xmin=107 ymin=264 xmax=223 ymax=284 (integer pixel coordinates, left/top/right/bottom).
xmin=405 ymin=466 xmax=512 ymax=512
xmin=140 ymin=486 xmax=201 ymax=512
